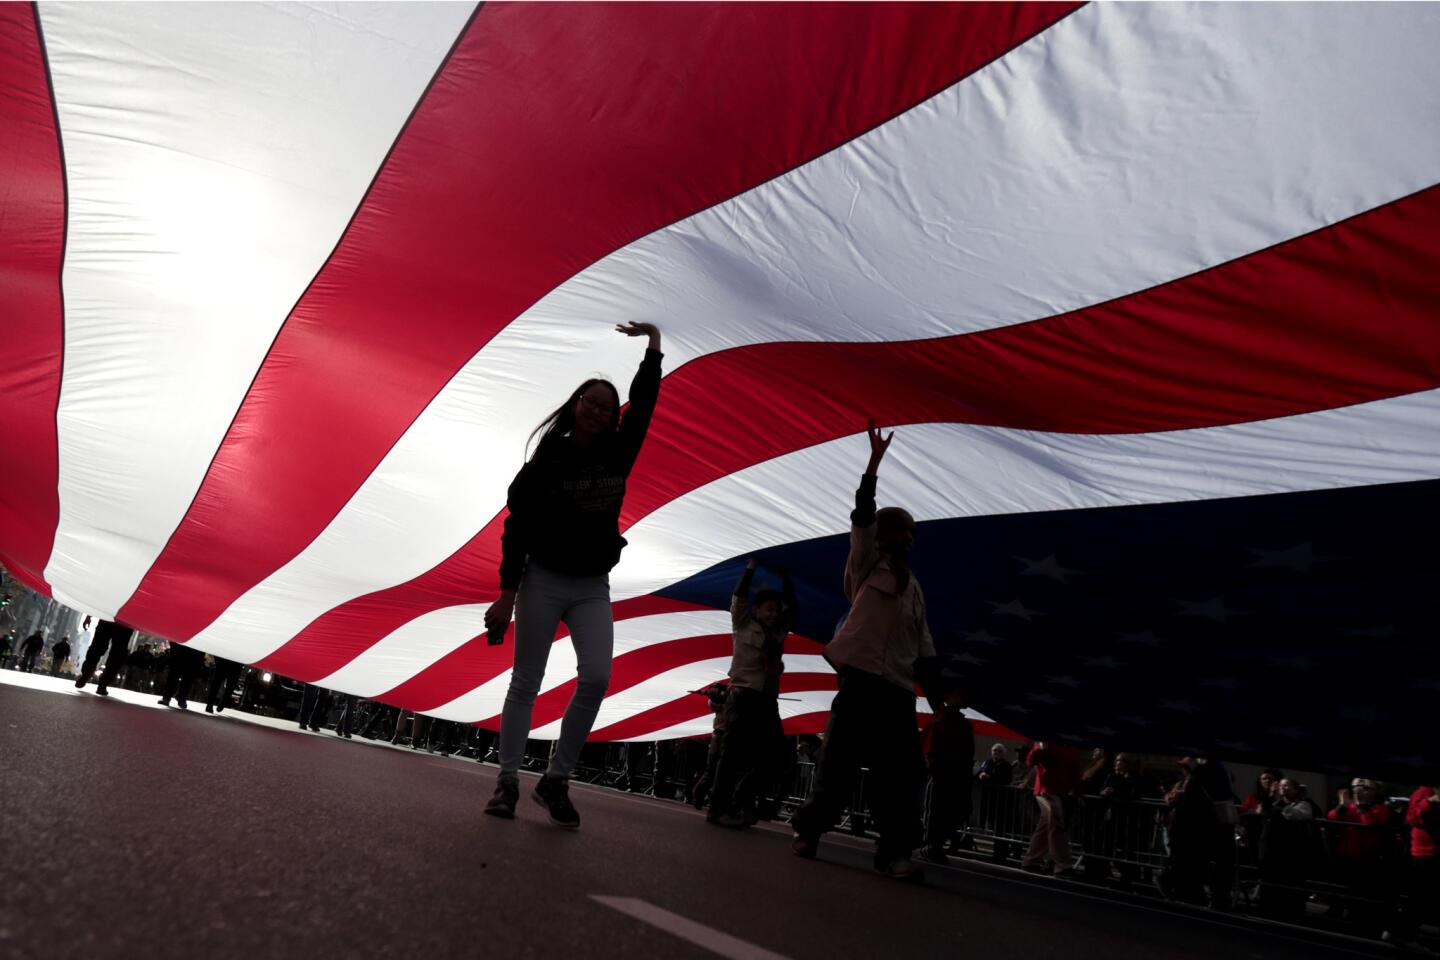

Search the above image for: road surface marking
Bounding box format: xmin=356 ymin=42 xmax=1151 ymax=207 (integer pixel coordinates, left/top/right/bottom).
xmin=590 ymin=895 xmax=793 ymax=960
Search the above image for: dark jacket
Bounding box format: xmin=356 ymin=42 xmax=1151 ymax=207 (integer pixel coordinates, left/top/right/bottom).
xmin=499 ymin=349 xmax=662 ymax=589
xmin=975 ymin=757 xmax=1014 ymax=786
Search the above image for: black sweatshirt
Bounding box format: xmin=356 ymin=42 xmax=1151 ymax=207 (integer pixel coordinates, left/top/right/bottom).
xmin=498 ymin=348 xmax=663 ymax=590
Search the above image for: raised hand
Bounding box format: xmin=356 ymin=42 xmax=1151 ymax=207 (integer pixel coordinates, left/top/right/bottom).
xmin=615 ymin=321 xmax=661 ymax=350
xmin=866 ymin=419 xmax=894 ymax=473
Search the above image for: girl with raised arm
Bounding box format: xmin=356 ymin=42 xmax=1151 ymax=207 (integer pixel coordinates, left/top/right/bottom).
xmin=483 ymin=322 xmax=662 ymax=829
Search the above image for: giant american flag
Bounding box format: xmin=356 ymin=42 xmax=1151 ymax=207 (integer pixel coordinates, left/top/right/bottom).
xmin=2 ymin=2 xmax=1438 ymax=774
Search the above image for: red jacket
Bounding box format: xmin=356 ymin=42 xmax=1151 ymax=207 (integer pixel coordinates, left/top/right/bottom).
xmin=1407 ymin=787 xmax=1439 ymax=859
xmin=1326 ymin=802 xmax=1393 ymax=860
xmin=1026 ymin=743 xmax=1083 ymax=797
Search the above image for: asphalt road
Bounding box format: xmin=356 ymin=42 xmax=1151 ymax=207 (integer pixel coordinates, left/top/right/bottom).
xmin=0 ymin=674 xmax=1388 ymax=960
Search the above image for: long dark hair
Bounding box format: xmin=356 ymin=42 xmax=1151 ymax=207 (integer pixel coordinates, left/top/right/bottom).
xmin=526 ymin=378 xmax=620 ymax=460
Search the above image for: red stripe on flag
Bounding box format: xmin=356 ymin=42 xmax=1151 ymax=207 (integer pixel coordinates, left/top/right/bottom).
xmin=590 ymin=672 xmax=839 ymax=742
xmin=0 ymin=4 xmax=65 ymax=592
xmin=463 ymin=634 xmax=830 ymax=729
xmin=275 ymin=181 xmax=1440 ymax=705
xmin=117 ymin=2 xmax=1076 ymax=643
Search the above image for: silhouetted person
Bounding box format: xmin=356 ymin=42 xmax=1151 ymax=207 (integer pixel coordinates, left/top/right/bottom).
xmin=920 ymin=679 xmax=975 ymax=863
xmin=1257 ymin=778 xmax=1320 ymax=919
xmin=1020 ymin=741 xmax=1084 ymax=877
xmin=49 ymin=635 xmax=71 ymax=676
xmin=205 ymin=656 xmax=242 ymax=713
xmin=333 ymin=693 xmax=358 ymax=738
xmin=1386 ymin=785 xmax=1438 ymax=947
xmin=298 ymin=683 xmax=330 ymax=732
xmin=690 ymin=679 xmax=730 ymax=810
xmin=1327 ymin=778 xmax=1396 ymax=935
xmin=75 ymin=620 xmax=133 ymax=696
xmin=361 ymin=703 xmax=400 ymax=740
xmin=707 ymin=559 xmax=794 ymax=828
xmin=483 ymin=321 xmax=664 ymax=829
xmin=18 ymin=631 xmax=43 ymax=672
xmin=975 ymin=743 xmax=1015 ymax=861
xmin=791 ymin=424 xmax=941 ymax=881
xmin=158 ymin=641 xmax=203 ymax=708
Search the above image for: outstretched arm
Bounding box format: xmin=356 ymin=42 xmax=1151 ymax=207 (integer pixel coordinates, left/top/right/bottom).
xmin=730 ymin=558 xmax=758 ymax=629
xmin=845 ymin=422 xmax=892 ymax=598
xmin=614 ymin=322 xmax=663 ymax=464
xmin=852 ymin=420 xmax=893 ymax=527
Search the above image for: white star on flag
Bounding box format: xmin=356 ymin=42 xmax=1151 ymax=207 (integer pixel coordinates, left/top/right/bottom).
xmin=1246 ymin=542 xmax=1326 ymax=574
xmin=1016 ymin=554 xmax=1082 ymax=583
xmin=988 ymin=599 xmax=1044 ymax=621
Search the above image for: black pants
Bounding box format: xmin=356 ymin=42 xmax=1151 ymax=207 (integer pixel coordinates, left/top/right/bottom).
xmin=79 ymin=628 xmax=129 ymax=687
xmin=709 ymin=687 xmax=783 ymax=818
xmin=20 ymin=651 xmax=39 ymax=673
xmin=1389 ymin=855 xmax=1437 ymax=939
xmin=160 ymin=644 xmax=203 ymax=703
xmin=299 ymin=684 xmax=330 ymax=729
xmin=206 ymin=658 xmax=242 ymax=711
xmin=792 ymin=669 xmax=925 ymax=864
xmin=362 ymin=704 xmax=398 ymax=739
xmin=332 ymin=695 xmax=358 ymax=737
xmin=924 ymin=769 xmax=972 ymax=851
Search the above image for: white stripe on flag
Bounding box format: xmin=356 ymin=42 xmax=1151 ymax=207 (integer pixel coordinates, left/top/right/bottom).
xmin=40 ymin=2 xmax=476 ymax=617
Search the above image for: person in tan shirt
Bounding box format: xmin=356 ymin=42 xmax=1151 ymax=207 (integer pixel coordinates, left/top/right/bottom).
xmin=791 ymin=423 xmax=942 ymax=881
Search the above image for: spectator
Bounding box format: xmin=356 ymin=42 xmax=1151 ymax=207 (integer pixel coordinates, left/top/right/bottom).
xmin=975 ymin=742 xmax=1015 ymax=862
xmin=1241 ymin=768 xmax=1284 ymax=814
xmin=49 ymin=635 xmax=71 ymax=677
xmin=1154 ymin=756 xmax=1237 ymax=907
xmin=1082 ymin=748 xmax=1112 ymax=792
xmin=1092 ymin=752 xmax=1152 ymax=887
xmin=1326 ymin=778 xmax=1396 ymax=934
xmin=920 ymin=678 xmax=975 ymax=864
xmin=1157 ymin=758 xmax=1216 ymax=905
xmin=1257 ymin=778 xmax=1321 ymax=920
xmin=1384 ymin=785 xmax=1439 ymax=947
xmin=18 ymin=631 xmax=44 ymax=673
xmin=1020 ymin=741 xmax=1084 ymax=878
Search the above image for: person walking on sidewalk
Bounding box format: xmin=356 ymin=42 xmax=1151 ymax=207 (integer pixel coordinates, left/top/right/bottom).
xmin=49 ymin=635 xmax=71 ymax=677
xmin=790 ymin=422 xmax=942 ymax=881
xmin=18 ymin=631 xmax=44 ymax=673
xmin=483 ymin=322 xmax=664 ymax=829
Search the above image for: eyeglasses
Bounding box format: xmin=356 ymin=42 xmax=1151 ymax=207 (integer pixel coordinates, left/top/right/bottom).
xmin=578 ymin=394 xmax=614 ymax=415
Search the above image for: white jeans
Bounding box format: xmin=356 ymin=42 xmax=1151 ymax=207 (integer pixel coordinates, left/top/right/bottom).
xmin=497 ymin=562 xmax=613 ymax=780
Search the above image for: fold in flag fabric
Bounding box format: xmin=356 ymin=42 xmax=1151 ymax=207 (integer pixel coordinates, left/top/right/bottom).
xmin=2 ymin=2 xmax=1437 ymax=775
